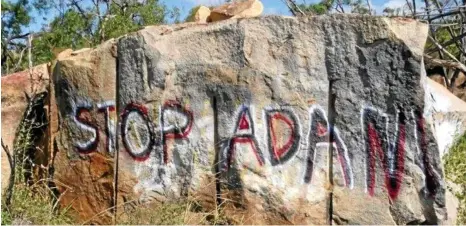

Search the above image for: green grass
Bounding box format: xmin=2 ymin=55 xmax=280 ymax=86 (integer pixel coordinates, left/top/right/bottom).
xmin=443 ymin=132 xmax=466 ymax=225
xmin=1 ymin=183 xmax=74 ymax=225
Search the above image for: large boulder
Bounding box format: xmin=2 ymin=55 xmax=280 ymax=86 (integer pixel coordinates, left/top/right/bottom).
xmin=52 ymin=15 xmax=449 ymax=224
xmin=1 ymin=64 xmax=50 ymax=189
xmin=52 ymin=40 xmax=118 ymax=224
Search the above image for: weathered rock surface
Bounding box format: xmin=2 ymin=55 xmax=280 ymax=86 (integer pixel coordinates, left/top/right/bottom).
xmin=210 ymin=0 xmax=263 ymax=22
xmin=192 ymin=6 xmax=211 ymax=23
xmin=1 ymin=64 xmax=49 ymax=189
xmin=424 ymin=77 xmax=466 ymax=224
xmin=47 ymin=14 xmax=450 ymax=224
xmin=52 ymin=40 xmax=117 ymax=224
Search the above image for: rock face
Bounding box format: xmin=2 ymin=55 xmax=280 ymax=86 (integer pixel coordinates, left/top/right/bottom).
xmin=47 ymin=15 xmax=450 ymax=224
xmin=1 ymin=64 xmax=50 ymax=189
xmin=52 ymin=40 xmax=117 ymax=224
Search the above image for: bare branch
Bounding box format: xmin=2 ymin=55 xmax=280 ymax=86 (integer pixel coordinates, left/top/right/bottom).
xmin=28 ymin=34 xmax=34 ymax=94
xmin=427 ymin=36 xmax=466 ymax=72
xmin=427 ymin=32 xmax=466 ymax=54
xmin=428 ymin=9 xmax=461 ymax=21
xmin=336 ymin=0 xmax=345 ymax=13
xmin=366 ymin=0 xmax=373 ymax=15
xmin=12 ymin=47 xmax=27 ymax=72
xmin=2 ymin=139 xmax=15 ymax=207
xmin=431 ymin=0 xmax=466 ymax=57
xmin=425 ymin=54 xmax=466 ymax=73
xmin=281 ymin=0 xmax=306 ymax=16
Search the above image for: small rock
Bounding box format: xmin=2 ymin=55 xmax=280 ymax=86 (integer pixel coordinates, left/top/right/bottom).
xmin=209 ymin=0 xmax=263 ymax=22
xmin=194 ymin=6 xmax=211 ymax=23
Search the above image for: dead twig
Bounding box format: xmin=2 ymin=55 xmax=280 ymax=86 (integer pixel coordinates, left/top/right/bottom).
xmin=281 ymin=0 xmax=306 ymax=16
xmin=424 ymin=54 xmax=466 ymax=73
xmin=2 ymin=139 xmax=16 ymax=207
xmin=428 ymin=36 xmax=466 ymax=72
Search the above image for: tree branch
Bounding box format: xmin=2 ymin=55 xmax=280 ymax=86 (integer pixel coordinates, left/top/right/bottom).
xmin=427 ymin=32 xmax=466 ymax=54
xmin=8 ymin=32 xmax=31 ymax=41
xmin=431 ymin=0 xmax=466 ymax=57
xmin=281 ymin=0 xmax=306 ymax=16
xmin=2 ymin=139 xmax=15 ymax=207
xmin=12 ymin=47 xmax=27 ymax=72
xmin=424 ymin=54 xmax=466 ymax=73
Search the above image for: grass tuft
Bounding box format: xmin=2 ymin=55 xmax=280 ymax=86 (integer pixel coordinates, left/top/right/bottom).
xmin=117 ymin=198 xmax=231 ymax=225
xmin=1 ymin=183 xmax=74 ymax=225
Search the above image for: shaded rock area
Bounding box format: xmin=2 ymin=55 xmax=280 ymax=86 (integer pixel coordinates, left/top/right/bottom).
xmin=3 ymin=14 xmax=465 ymax=224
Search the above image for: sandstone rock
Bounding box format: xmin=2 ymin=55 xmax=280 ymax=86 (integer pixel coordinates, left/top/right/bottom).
xmin=209 ymin=0 xmax=263 ymax=22
xmin=426 ymin=77 xmax=466 ymax=113
xmin=429 ymin=74 xmax=447 ymax=87
xmin=193 ymin=5 xmax=211 ymax=23
xmin=52 ymin=39 xmax=118 ymax=224
xmin=51 ymin=15 xmax=449 ymax=224
xmin=56 ymin=48 xmax=73 ymax=59
xmin=424 ymin=77 xmax=466 ymax=224
xmin=1 ymin=64 xmax=49 ymax=189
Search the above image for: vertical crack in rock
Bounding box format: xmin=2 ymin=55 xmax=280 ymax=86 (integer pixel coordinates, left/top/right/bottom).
xmin=113 ymin=43 xmax=121 ymax=223
xmin=323 ymin=18 xmax=337 ymax=225
xmin=327 ymin=80 xmax=336 ymax=225
xmin=211 ymin=92 xmax=222 ymax=206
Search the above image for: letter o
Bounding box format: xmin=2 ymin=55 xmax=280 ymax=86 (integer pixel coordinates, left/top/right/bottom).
xmin=121 ymin=103 xmax=155 ymax=161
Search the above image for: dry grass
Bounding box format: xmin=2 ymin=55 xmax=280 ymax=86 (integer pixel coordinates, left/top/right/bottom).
xmin=443 ymin=132 xmax=466 ymax=225
xmin=116 ymin=198 xmax=231 ymax=225
xmin=1 ymin=182 xmax=74 ymax=225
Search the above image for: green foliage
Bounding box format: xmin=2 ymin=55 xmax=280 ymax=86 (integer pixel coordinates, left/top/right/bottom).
xmin=2 ymin=0 xmax=167 ymax=74
xmin=443 ymin=132 xmax=466 ymax=224
xmin=426 ymin=26 xmax=462 ymax=61
xmin=1 ymin=184 xmax=74 ymax=225
xmin=1 ymin=0 xmax=32 ymax=73
xmin=298 ymin=3 xmax=330 ymax=15
xmin=1 ymin=0 xmax=31 ymax=37
xmin=296 ymin=0 xmax=371 ymax=15
xmin=102 ymin=0 xmax=165 ymax=42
